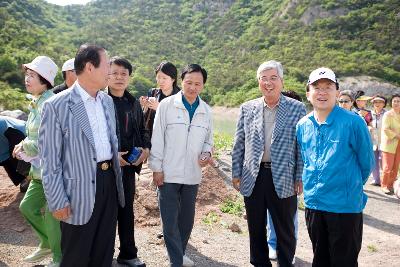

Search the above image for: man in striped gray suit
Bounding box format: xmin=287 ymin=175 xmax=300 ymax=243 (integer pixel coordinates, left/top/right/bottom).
xmin=39 ymin=44 xmax=125 ymax=267
xmin=232 ymin=60 xmax=306 ymax=267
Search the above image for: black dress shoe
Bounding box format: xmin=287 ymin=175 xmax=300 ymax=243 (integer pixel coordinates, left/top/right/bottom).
xmin=19 ymin=179 xmax=30 ymax=193
xmin=117 ymin=257 xmax=146 ymax=267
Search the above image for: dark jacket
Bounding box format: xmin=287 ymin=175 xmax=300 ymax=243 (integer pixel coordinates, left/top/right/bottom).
xmin=108 ymin=89 xmax=151 ymax=174
xmin=52 ymin=82 xmax=68 ymax=94
xmin=144 ymin=86 xmax=180 ymax=137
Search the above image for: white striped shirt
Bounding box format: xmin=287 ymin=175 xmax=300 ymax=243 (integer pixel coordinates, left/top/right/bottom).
xmin=76 ymin=82 xmax=112 ymax=162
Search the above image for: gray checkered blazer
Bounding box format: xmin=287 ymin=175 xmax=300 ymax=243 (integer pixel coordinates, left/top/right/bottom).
xmin=232 ymin=95 xmax=306 ymax=198
xmin=39 ymin=84 xmax=125 ymax=225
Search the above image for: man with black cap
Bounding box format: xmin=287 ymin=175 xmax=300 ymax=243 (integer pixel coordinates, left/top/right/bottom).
xmin=296 ymin=67 xmax=374 ymax=267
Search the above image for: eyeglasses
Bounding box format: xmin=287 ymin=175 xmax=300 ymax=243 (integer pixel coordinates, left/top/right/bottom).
xmin=338 ymin=100 xmax=351 ymax=104
xmin=259 ymin=75 xmax=280 ymax=83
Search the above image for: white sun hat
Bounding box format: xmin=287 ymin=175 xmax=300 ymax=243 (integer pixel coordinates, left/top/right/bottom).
xmin=23 ymin=56 xmax=58 ymax=86
xmin=61 ymin=58 xmax=75 ymax=72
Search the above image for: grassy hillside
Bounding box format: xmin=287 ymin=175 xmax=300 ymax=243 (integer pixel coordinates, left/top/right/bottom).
xmin=0 ymin=0 xmax=399 ymax=108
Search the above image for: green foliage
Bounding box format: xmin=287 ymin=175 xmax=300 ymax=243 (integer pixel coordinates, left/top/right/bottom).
xmin=202 ymin=211 xmax=220 ymax=226
xmin=220 ymin=196 xmax=244 ymax=217
xmin=129 ymin=73 xmax=154 ymax=97
xmin=213 ymin=133 xmax=234 ymax=157
xmin=367 ymin=244 xmax=378 ymax=253
xmin=0 ymin=82 xmax=28 ymax=111
xmin=0 ymin=0 xmax=399 ymax=109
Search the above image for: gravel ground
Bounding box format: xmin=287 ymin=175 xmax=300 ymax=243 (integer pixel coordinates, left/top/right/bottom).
xmin=1 ymin=159 xmax=399 ymax=267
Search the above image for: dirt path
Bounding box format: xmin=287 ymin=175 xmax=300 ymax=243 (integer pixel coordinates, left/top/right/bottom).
xmin=0 ymin=160 xmax=399 ymax=267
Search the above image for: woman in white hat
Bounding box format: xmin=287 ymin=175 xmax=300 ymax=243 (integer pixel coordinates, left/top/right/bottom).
xmin=353 ymin=90 xmax=373 ymax=124
xmin=369 ymin=95 xmax=387 ymax=186
xmin=12 ymin=56 xmax=61 ymax=266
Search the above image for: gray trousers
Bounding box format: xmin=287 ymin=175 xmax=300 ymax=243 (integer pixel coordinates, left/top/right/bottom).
xmin=158 ymin=183 xmax=199 ymax=267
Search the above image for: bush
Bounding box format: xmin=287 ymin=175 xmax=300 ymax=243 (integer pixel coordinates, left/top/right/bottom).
xmin=202 ymin=211 xmax=220 ymax=226
xmin=0 ymin=82 xmax=28 ymax=111
xmin=220 ymin=196 xmax=244 ymax=217
xmin=213 ymin=133 xmax=234 ymax=157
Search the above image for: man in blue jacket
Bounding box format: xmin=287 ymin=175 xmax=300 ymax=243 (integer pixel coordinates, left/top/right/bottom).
xmin=296 ymin=67 xmax=374 ymax=267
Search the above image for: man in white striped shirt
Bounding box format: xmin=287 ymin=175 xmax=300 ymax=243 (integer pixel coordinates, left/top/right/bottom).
xmin=39 ymin=44 xmax=125 ymax=267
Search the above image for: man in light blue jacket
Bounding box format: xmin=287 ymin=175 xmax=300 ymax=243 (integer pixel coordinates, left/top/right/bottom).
xmin=296 ymin=67 xmax=374 ymax=267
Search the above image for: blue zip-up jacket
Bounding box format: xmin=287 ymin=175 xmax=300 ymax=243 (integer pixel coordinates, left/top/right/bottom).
xmin=296 ymin=106 xmax=374 ymax=213
xmin=0 ymin=116 xmax=26 ymax=162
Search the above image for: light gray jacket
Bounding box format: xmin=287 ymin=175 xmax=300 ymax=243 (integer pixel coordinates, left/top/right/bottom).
xmin=149 ymin=91 xmax=213 ymax=185
xmin=39 ymin=84 xmax=125 ymax=225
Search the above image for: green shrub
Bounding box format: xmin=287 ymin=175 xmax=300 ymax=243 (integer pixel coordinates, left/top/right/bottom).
xmin=220 ymin=196 xmax=244 ymax=217
xmin=202 ymin=211 xmax=220 ymax=226
xmin=0 ymin=82 xmax=28 ymax=112
xmin=213 ymin=133 xmax=234 ymax=157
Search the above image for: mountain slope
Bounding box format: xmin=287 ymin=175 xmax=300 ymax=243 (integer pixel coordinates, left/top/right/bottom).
xmin=0 ymin=0 xmax=399 ymax=107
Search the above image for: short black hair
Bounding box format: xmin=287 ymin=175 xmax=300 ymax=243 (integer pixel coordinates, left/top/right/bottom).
xmin=181 ymin=64 xmax=207 ymax=84
xmin=74 ymin=44 xmax=105 ymax=76
xmin=110 ymin=56 xmax=133 ymax=75
xmin=156 ymin=61 xmax=178 ymax=88
xmin=391 ymin=94 xmax=400 ymax=103
xmin=38 ymin=74 xmax=52 ymax=89
xmin=282 ymin=90 xmax=302 ymax=102
xmin=62 ymin=71 xmax=67 ymax=81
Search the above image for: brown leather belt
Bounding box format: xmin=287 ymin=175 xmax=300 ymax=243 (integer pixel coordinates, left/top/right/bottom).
xmin=260 ymin=162 xmax=272 ymax=168
xmin=97 ymin=160 xmax=112 ymax=171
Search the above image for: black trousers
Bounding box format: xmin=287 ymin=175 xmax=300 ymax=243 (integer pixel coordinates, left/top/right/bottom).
xmin=244 ymin=166 xmax=297 ymax=267
xmin=60 ymin=166 xmax=118 ymax=267
xmin=305 ymin=208 xmax=363 ymax=267
xmin=1 ymin=128 xmax=27 ymax=185
xmin=117 ymin=166 xmax=138 ymax=260
xmin=0 ymin=157 xmax=26 ymax=185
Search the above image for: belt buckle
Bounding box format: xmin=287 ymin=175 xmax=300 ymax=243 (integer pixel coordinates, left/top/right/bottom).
xmin=263 ymin=162 xmax=271 ymax=168
xmin=101 ymin=162 xmax=109 ymax=171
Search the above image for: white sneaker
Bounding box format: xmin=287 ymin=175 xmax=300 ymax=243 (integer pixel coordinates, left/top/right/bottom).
xmin=23 ymin=247 xmax=52 ymax=263
xmin=183 ymin=254 xmax=194 ymax=267
xmin=269 ymin=249 xmax=277 ymax=260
